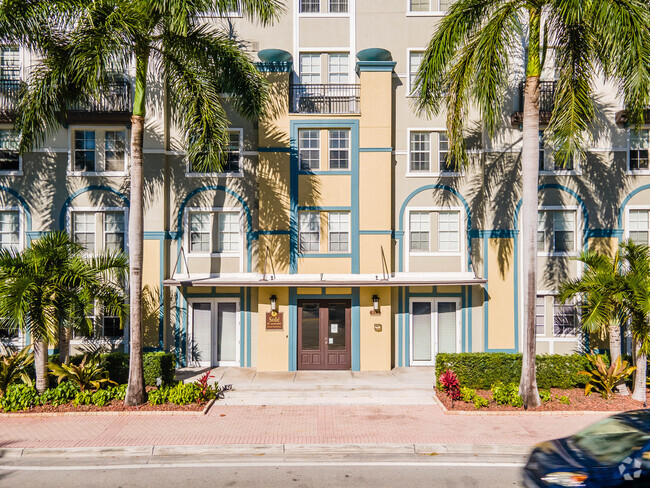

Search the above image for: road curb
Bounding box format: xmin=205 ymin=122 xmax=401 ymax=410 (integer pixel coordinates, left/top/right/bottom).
xmin=0 ymin=442 xmax=532 ymax=459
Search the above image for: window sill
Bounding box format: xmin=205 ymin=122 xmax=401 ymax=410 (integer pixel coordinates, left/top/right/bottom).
xmin=539 ymin=170 xmax=582 ymax=176
xmin=298 ymin=252 xmax=352 ymax=258
xmin=67 ymin=171 xmax=127 ymax=177
xmin=185 ymin=172 xmax=243 ymax=178
xmin=298 ymin=170 xmax=351 ymax=175
xmin=406 ymin=172 xmax=462 ymax=178
xmin=409 ymin=251 xmax=462 ymax=256
xmin=298 ymin=13 xmax=350 ymax=18
xmin=538 ymin=252 xmax=579 ymax=257
xmin=626 ymin=170 xmax=650 ymax=176
xmin=187 ymin=252 xmax=240 ymax=258
xmin=0 ymin=170 xmax=23 ymax=176
xmin=406 ymin=11 xmax=446 ymax=17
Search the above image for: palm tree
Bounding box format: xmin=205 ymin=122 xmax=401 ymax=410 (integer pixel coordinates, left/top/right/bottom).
xmin=414 ymin=0 xmax=650 ymax=408
xmin=0 ymin=232 xmax=128 ymax=393
xmin=558 ymin=249 xmax=630 ymax=394
xmin=11 ymin=0 xmax=283 ymax=404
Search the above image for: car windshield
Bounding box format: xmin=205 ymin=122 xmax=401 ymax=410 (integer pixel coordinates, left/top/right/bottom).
xmin=570 ymin=418 xmax=650 ymax=465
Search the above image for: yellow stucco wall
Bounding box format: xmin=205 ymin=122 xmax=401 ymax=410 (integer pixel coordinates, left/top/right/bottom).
xmin=588 ymin=237 xmax=618 ymax=256
xmin=142 ymin=239 xmax=161 ymax=348
xmin=486 ymin=238 xmax=516 ymax=350
xmin=256 ymin=287 xmax=289 ymax=371
xmin=298 ymin=257 xmax=351 ymax=274
xmin=359 ymin=235 xmax=391 ymax=274
xmin=359 ymin=287 xmax=392 ymax=371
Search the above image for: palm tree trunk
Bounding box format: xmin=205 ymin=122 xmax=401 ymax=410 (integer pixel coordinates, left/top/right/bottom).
xmin=632 ymin=340 xmax=647 ymax=402
xmin=518 ymin=8 xmax=542 ymax=409
xmin=33 ymin=337 xmax=48 ymax=393
xmin=58 ymin=322 xmax=70 ymax=365
xmin=125 ymin=49 xmax=148 ymax=406
xmin=609 ymin=322 xmax=628 ymax=395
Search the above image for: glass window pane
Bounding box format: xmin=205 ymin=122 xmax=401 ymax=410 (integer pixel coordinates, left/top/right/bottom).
xmin=74 ymin=131 xmax=96 ymax=172
xmin=554 ymin=298 xmax=577 ymax=336
xmin=410 ymin=0 xmax=429 ymax=12
xmin=329 ymin=0 xmax=347 ymax=12
xmin=438 ymin=302 xmax=457 ymax=353
xmin=0 ymin=211 xmax=19 ymax=250
xmin=328 ymin=211 xmax=349 ymax=252
xmin=299 ymin=129 xmax=320 ymax=170
xmin=301 ymin=303 xmax=320 ymax=350
xmin=300 ymin=53 xmax=321 ymax=83
xmin=104 ymin=212 xmax=125 ymax=252
xmin=329 ymin=129 xmax=349 ymax=169
xmin=217 ymin=302 xmax=237 ymax=362
xmin=190 ymin=213 xmax=211 ymax=252
xmin=328 ymin=302 xmax=346 ymax=350
xmin=0 ymin=129 xmax=19 ymax=171
xmin=553 ymin=211 xmax=575 ymax=252
xmin=536 ymin=296 xmax=545 ymax=335
xmin=410 ymin=212 xmax=430 ymax=251
xmin=410 ymin=132 xmax=430 ymax=172
xmin=300 ymin=0 xmax=320 ymax=13
xmin=328 ymin=54 xmax=349 ymax=83
xmin=409 ymin=52 xmax=424 ymax=92
xmin=218 ymin=212 xmax=239 ymax=253
xmin=73 ymin=212 xmax=95 ymax=252
xmin=630 ymin=130 xmax=649 ymax=170
xmin=0 ymin=46 xmax=20 ymax=80
xmin=412 ymin=301 xmax=432 ymax=361
xmin=438 ymin=211 xmax=460 ymax=251
xmin=104 ymin=130 xmax=126 ymax=171
xmin=299 ymin=212 xmax=320 ymax=252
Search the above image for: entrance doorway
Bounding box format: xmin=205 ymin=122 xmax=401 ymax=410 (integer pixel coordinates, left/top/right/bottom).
xmin=409 ymin=298 xmax=461 ymax=366
xmin=298 ymin=299 xmax=351 ymax=370
xmin=188 ymin=299 xmax=240 ymax=367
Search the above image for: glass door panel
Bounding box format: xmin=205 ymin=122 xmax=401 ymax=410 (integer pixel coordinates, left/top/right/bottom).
xmin=301 ymin=303 xmax=320 ymax=350
xmin=216 ymin=302 xmax=237 ymax=362
xmin=412 ymin=301 xmax=432 ymax=361
xmin=192 ymin=303 xmax=212 ymax=365
xmin=437 ymin=302 xmax=457 ymax=353
xmin=327 ymin=302 xmax=346 ymax=350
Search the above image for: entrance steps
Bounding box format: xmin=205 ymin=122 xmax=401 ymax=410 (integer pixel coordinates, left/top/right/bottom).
xmin=176 ymin=367 xmax=438 ymax=405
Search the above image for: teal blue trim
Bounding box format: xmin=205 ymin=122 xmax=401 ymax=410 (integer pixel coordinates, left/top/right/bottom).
xmin=469 ymin=229 xmax=518 ymax=239
xmin=321 ymin=287 xmax=326 ymax=294
xmin=176 ymin=186 xmax=254 ymax=272
xmin=239 ymin=289 xmax=245 ymax=367
xmin=483 ymin=238 xmax=490 ymax=352
xmin=356 ymin=48 xmax=392 ymax=62
xmin=298 ymin=206 xmax=351 ymax=211
xmin=289 ymin=287 xmax=297 ymax=371
xmin=257 ymin=49 xmax=292 ymax=63
xmin=290 ymin=120 xmax=360 ymax=274
xmin=246 ymin=287 xmax=252 ymax=367
xmin=298 ymin=170 xmax=351 ymax=175
xmin=180 ymin=291 xmax=187 ymax=366
xmin=467 ymin=286 xmax=473 ymax=352
xmin=359 ymin=147 xmax=392 ymax=152
xmin=255 ymin=61 xmax=293 ymax=72
xmin=143 ymin=231 xmax=174 ymax=240
xmin=404 ymin=288 xmax=410 ymax=365
xmin=258 ymin=147 xmax=291 ymax=153
xmin=298 ymin=253 xmax=352 ymax=258
xmin=618 ymin=185 xmax=650 ymax=229
xmin=0 ymin=185 xmax=32 ymax=231
xmin=359 ymin=230 xmax=392 ymax=235
xmin=355 ymin=60 xmax=396 ymax=73
xmin=294 ymin=294 xmax=352 ymax=299
xmin=461 ymin=287 xmax=467 ymax=353
xmin=59 ymin=185 xmax=129 ymax=229
xmin=25 ymin=231 xmax=45 ymax=241
xmin=398 ymin=287 xmax=403 ymax=367
xmin=408 ymin=292 xmax=463 ymax=297
xmin=352 ymin=288 xmax=360 ymax=371
xmin=585 ymin=229 xmax=623 ymax=238
xmin=257 ymin=230 xmax=291 ymax=235
xmin=398 ymin=185 xmax=472 ymax=272
xmin=185 ymin=293 xmax=241 ymax=298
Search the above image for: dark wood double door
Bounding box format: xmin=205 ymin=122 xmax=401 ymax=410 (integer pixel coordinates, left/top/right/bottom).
xmin=298 ymin=299 xmax=351 ymax=370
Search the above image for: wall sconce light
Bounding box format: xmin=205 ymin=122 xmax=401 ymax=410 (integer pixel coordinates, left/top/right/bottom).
xmin=270 ymin=295 xmax=278 ymax=313
xmin=371 ymin=294 xmax=380 ymax=315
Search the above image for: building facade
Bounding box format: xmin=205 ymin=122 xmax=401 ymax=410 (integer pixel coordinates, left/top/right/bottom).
xmin=0 ymin=0 xmax=643 ymax=369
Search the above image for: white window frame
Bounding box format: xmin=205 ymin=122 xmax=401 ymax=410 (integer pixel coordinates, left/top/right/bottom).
xmin=186 ymin=128 xmax=244 ymax=177
xmin=0 ymin=206 xmax=23 ymax=252
xmin=298 ymin=49 xmax=354 ymax=86
xmin=533 ymin=291 xmax=581 ymax=353
xmin=409 ymin=297 xmax=462 ymax=367
xmin=627 ymin=128 xmax=650 ymax=175
xmin=68 ymin=126 xmax=129 ymax=176
xmin=184 ymin=207 xmax=244 ymax=263
xmin=0 ymin=319 xmax=24 ymax=348
xmin=535 ymin=295 xmax=546 ymax=336
xmin=298 ymin=128 xmax=321 ymax=170
xmin=0 ymin=44 xmax=24 ymax=80
xmin=625 ymin=206 xmax=650 ymax=245
xmin=538 ymin=131 xmax=581 ymax=175
xmin=328 ymin=53 xmax=350 ymax=84
xmin=299 ymin=53 xmax=322 ymax=84
xmin=537 ymin=206 xmax=580 ymax=257
xmin=408 ymin=210 xmax=430 ymax=253
xmin=407 ymin=49 xmax=425 ymax=96
xmin=298 ymin=211 xmax=321 ymax=253
xmin=67 ymin=207 xmax=129 ymax=255
xmin=406 ymin=0 xmax=449 ymax=16
xmin=406 ymin=128 xmax=461 ymax=177
xmin=0 ymin=125 xmax=22 ymax=175
xmin=188 ymin=298 xmax=240 ymax=367
xmin=552 ymin=296 xmax=578 ymax=338
xmin=298 ymin=0 xmax=350 ymax=17
xmin=405 ymin=207 xmax=465 ymax=271
xmin=328 ymin=211 xmax=350 ymax=253
xmin=72 ymin=300 xmax=126 ymax=344
xmin=328 ymin=129 xmax=350 ymax=169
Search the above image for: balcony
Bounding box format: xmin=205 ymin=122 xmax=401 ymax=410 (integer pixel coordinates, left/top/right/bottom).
xmin=510 ymin=80 xmax=556 ymax=126
xmin=66 ymin=80 xmax=133 ymax=124
xmin=0 ymin=78 xmax=22 ymax=123
xmin=290 ymin=83 xmax=360 ymax=114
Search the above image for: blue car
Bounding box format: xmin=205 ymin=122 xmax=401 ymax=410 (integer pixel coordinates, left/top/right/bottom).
xmin=523 ymin=410 xmax=650 ymax=487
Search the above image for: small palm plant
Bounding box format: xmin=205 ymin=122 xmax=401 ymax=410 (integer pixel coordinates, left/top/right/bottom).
xmin=0 ymin=346 xmax=34 ymax=396
xmin=579 ymin=354 xmax=636 ymax=400
xmin=48 ymin=354 xmax=116 ymax=392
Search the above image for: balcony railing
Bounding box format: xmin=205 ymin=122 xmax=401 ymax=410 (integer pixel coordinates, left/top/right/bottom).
xmin=66 ymin=80 xmax=132 ymax=123
xmin=0 ymin=78 xmax=22 ymax=122
xmin=511 ymin=80 xmax=556 ymax=126
xmin=290 ymin=83 xmax=360 ymax=114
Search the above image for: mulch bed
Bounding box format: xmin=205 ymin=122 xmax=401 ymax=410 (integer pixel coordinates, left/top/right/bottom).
xmin=437 ymin=387 xmax=649 ymax=412
xmin=5 ymin=400 xmax=206 ymax=414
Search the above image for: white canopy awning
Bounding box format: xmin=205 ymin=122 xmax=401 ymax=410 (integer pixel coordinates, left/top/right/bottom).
xmin=163 ymin=272 xmax=486 ymax=288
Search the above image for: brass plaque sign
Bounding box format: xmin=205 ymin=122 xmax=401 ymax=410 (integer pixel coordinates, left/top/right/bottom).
xmin=266 ymin=312 xmax=284 ymax=330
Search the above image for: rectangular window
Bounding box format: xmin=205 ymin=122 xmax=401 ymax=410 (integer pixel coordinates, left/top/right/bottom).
xmin=218 ymin=212 xmax=239 ymax=253
xmin=329 ymin=0 xmax=348 ymax=13
xmin=299 ymin=129 xmax=320 ymax=170
xmin=553 ymin=154 xmax=574 ymax=171
xmin=300 ymin=53 xmax=321 ymax=83
xmin=224 ymin=131 xmax=241 ymax=172
xmin=409 ymin=211 xmax=430 ymax=252
xmin=539 ymin=132 xmax=546 ymax=171
xmin=74 ymin=130 xmax=96 ymax=172
xmin=189 ymin=213 xmax=211 ymax=253
xmin=553 ymin=211 xmax=575 ymax=253
xmin=410 ymin=132 xmax=430 ymax=172
xmin=630 ymin=130 xmax=649 ymax=170
xmin=328 ymin=212 xmax=349 ymax=252
xmin=439 ymin=132 xmax=454 ymax=172
xmin=536 ymin=296 xmax=545 ymax=335
xmin=102 ymin=315 xmax=122 ymax=338
xmin=629 ymin=210 xmax=649 ymax=245
xmin=328 ymin=53 xmax=349 ymax=83
xmin=438 ymin=211 xmax=460 ymax=251
xmin=104 ymin=212 xmax=125 ymax=252
xmin=299 ymin=212 xmax=320 ymax=252
xmin=0 ymin=45 xmax=19 ymax=80
xmin=329 ymin=129 xmax=349 ymax=169
xmin=409 ymin=0 xmax=453 ymax=11
xmin=409 ymin=51 xmax=424 ymax=93
xmin=554 ymin=298 xmax=577 ymax=336
xmin=300 ymin=0 xmax=320 ymax=12
xmin=104 ymin=130 xmax=126 ymax=172
xmin=73 ymin=212 xmax=95 ymax=252
xmin=0 ymin=129 xmax=19 ymax=171
xmin=0 ymin=211 xmax=19 ymax=250
xmin=410 ymin=0 xmax=429 ymax=11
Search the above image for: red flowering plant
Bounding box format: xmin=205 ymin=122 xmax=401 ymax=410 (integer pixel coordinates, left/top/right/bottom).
xmin=195 ymin=370 xmax=216 ymax=401
xmin=438 ymin=369 xmax=461 ymax=401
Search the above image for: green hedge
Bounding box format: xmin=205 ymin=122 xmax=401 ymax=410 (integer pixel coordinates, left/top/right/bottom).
xmin=435 ymin=353 xmax=591 ymax=389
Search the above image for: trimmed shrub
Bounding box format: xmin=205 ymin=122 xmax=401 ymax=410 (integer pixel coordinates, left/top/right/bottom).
xmin=435 ymin=353 xmax=590 ymax=390
xmin=143 ymin=352 xmax=176 ymax=386
xmin=1 ymin=384 xmax=40 ymax=412
xmin=102 ymin=353 xmax=129 ymax=385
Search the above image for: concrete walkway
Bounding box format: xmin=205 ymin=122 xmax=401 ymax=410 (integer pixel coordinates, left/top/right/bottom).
xmin=177 ymin=367 xmax=439 ymax=405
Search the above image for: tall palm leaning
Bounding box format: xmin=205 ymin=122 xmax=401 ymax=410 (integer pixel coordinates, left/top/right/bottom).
xmin=414 ymin=0 xmax=650 ymax=408
xmin=558 ymin=248 xmax=630 ymax=395
xmin=0 ymin=232 xmax=128 ymax=393
xmin=13 ymin=0 xmax=283 ymax=404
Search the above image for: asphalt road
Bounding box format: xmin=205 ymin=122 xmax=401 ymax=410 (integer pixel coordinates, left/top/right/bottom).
xmin=0 ymin=453 xmax=528 ymax=487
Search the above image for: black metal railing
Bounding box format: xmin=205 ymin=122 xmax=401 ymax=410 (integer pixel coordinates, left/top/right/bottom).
xmin=512 ymin=80 xmax=556 ymax=125
xmin=68 ymin=80 xmax=132 ymax=113
xmin=0 ymin=78 xmax=22 ymax=117
xmin=290 ymin=83 xmax=360 ymax=114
